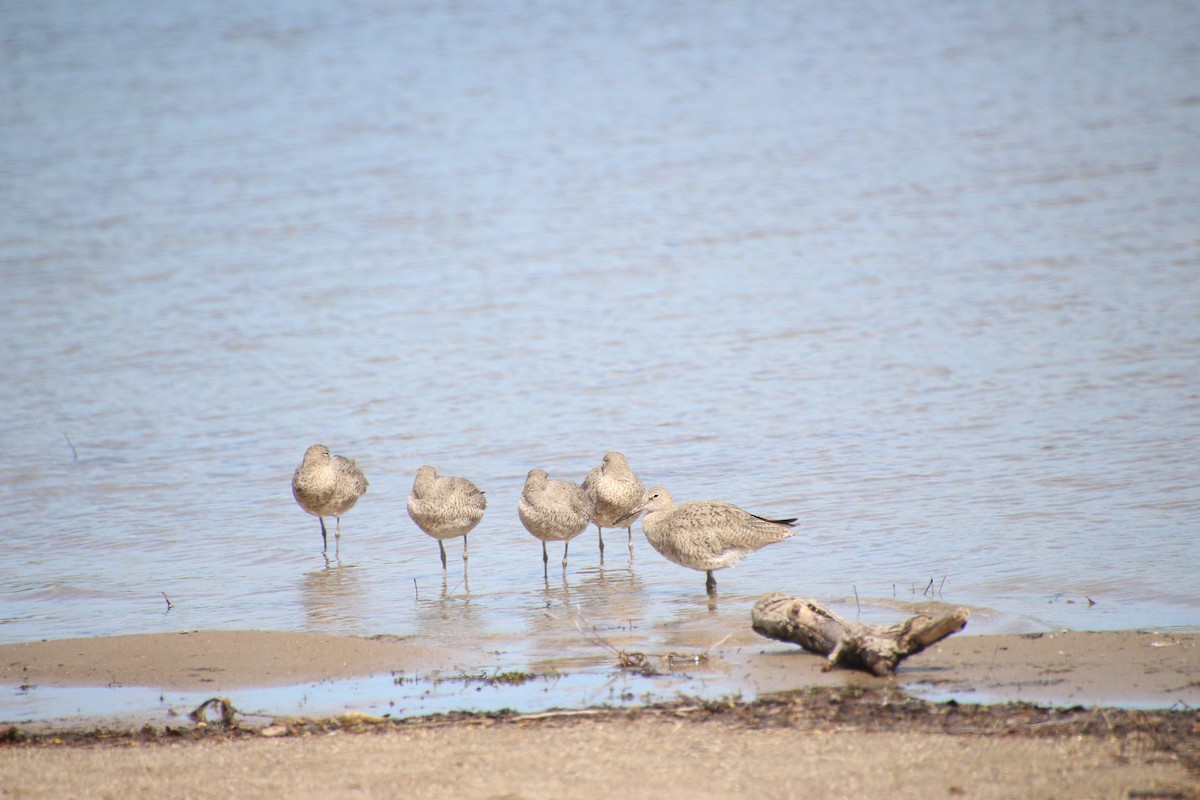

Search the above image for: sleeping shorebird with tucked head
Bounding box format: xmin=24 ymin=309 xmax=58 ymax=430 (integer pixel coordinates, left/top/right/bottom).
xmin=580 ymin=451 xmax=644 ymax=556
xmin=407 ymin=465 xmax=487 ymax=572
xmin=617 ymin=486 xmax=797 ymax=595
xmin=291 ymin=443 xmax=369 ymax=555
xmin=518 ymin=467 xmax=595 ymax=571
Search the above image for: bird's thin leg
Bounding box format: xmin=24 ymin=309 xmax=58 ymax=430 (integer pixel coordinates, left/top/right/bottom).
xmin=705 ymin=570 xmax=717 ymax=596
xmin=562 ymin=541 xmax=569 ymax=567
xmin=335 ymin=517 xmax=342 ymax=556
xmin=542 ymin=542 xmax=549 ymax=579
xmin=597 ymin=524 xmax=605 ymax=555
xmin=438 ymin=540 xmax=447 ymax=572
xmin=626 ymin=526 xmax=635 ymax=554
xmin=462 ymin=535 xmax=469 ymax=562
xmin=319 ymin=518 xmax=328 ymax=552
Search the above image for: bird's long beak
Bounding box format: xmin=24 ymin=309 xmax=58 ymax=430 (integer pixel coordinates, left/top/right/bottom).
xmin=614 ymin=503 xmax=644 ymax=526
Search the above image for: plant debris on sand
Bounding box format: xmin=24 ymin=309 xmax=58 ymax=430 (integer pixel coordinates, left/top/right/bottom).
xmin=2 ymin=687 xmax=1197 ymax=776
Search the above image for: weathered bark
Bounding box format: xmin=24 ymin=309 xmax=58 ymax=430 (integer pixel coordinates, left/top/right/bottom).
xmin=751 ymin=592 xmax=970 ymax=676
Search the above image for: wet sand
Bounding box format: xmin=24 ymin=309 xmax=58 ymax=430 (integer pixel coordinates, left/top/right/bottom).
xmin=1 ymin=628 xmax=1196 ymax=707
xmin=748 ymin=628 xmax=1200 ymax=707
xmin=0 ymin=630 xmax=461 ymax=692
xmin=0 ymin=628 xmax=1197 ymax=798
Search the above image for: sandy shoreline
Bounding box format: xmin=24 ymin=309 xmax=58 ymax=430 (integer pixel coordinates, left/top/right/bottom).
xmin=2 ymin=697 xmax=1197 ymax=799
xmin=1 ymin=628 xmax=1196 ymax=707
xmin=1 ymin=629 xmax=1197 ymax=798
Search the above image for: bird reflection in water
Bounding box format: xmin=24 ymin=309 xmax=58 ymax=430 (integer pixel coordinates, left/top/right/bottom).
xmin=412 ymin=574 xmax=484 ymax=647
xmin=413 ymin=568 xmax=470 ymax=601
xmin=301 ymin=562 xmax=367 ymax=627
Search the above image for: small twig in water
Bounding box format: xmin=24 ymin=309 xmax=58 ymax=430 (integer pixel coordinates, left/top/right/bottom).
xmin=923 ymin=578 xmax=934 ymax=597
xmin=413 ymin=578 xmax=419 ymax=601
xmin=853 ymin=585 xmax=860 ymax=617
xmin=63 ymin=432 xmax=78 ymax=462
xmin=512 ymin=709 xmax=607 ymax=722
xmin=707 ymin=633 xmax=732 ymax=655
xmin=938 ymin=576 xmax=947 ymax=597
xmin=161 ymin=592 xmax=173 ymax=611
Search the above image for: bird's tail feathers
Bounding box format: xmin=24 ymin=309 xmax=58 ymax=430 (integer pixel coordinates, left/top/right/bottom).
xmin=751 ymin=514 xmax=799 ymax=527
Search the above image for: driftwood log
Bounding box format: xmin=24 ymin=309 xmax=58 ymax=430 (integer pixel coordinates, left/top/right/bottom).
xmin=751 ymin=592 xmax=970 ymax=676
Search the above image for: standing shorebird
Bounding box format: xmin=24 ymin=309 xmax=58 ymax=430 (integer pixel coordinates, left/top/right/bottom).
xmin=518 ymin=467 xmax=594 ymax=571
xmin=291 ymin=443 xmax=369 ymax=555
xmin=581 ymin=451 xmax=644 ymax=556
xmin=407 ymin=465 xmax=487 ymax=572
xmin=617 ymin=486 xmax=797 ymax=595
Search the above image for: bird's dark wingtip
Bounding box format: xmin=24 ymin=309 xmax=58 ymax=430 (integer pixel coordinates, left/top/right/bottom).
xmin=751 ymin=513 xmax=799 ymax=527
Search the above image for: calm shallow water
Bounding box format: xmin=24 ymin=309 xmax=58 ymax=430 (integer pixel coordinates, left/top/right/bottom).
xmin=2 ymin=0 xmax=1198 ymax=714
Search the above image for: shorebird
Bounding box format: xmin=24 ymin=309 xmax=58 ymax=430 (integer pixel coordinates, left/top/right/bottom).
xmin=518 ymin=467 xmax=595 ymax=570
xmin=407 ymin=465 xmax=487 ymax=572
xmin=581 ymin=451 xmax=644 ymax=555
xmin=291 ymin=443 xmax=369 ymax=554
xmin=617 ymin=486 xmax=797 ymax=595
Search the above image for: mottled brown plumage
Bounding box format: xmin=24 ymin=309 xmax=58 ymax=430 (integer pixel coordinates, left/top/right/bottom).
xmin=580 ymin=451 xmax=644 ymax=555
xmin=619 ymin=486 xmax=797 ymax=595
xmin=291 ymin=444 xmax=368 ymax=554
xmin=407 ymin=465 xmax=487 ymax=571
xmin=518 ymin=468 xmax=595 ymax=568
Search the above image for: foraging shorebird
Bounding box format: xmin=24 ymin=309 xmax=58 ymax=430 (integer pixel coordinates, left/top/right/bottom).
xmin=617 ymin=486 xmax=797 ymax=595
xmin=518 ymin=468 xmax=595 ymax=570
xmin=581 ymin=451 xmax=644 ymax=556
xmin=407 ymin=465 xmax=487 ymax=572
xmin=291 ymin=443 xmax=368 ymax=554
